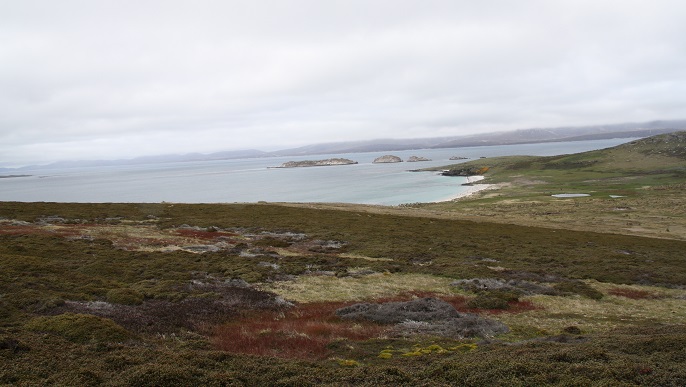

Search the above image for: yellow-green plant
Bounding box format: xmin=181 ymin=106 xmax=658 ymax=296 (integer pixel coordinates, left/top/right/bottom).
xmin=449 ymin=343 xmax=478 ymax=352
xmin=338 ymin=359 xmax=361 ymax=367
xmin=378 ymin=352 xmax=393 ymax=359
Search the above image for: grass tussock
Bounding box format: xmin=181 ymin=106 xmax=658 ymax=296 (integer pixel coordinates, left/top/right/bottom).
xmin=25 ymin=313 xmax=133 ymax=343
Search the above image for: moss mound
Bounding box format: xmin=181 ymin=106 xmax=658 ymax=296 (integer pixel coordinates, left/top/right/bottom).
xmin=466 ymin=295 xmax=510 ymax=310
xmin=106 ymin=288 xmax=144 ymax=305
xmin=25 ymin=313 xmax=133 ymax=343
xmin=553 ymin=280 xmax=604 ymax=300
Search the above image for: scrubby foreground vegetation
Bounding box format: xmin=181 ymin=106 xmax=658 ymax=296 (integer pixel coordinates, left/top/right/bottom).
xmin=1 ymin=199 xmax=685 ymax=385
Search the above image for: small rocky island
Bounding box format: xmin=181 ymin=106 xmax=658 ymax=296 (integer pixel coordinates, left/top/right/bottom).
xmin=373 ymin=155 xmax=403 ymax=163
xmin=276 ymin=158 xmax=358 ymax=168
xmin=407 ymin=156 xmax=431 ymax=162
xmin=449 ymin=156 xmax=468 ymax=160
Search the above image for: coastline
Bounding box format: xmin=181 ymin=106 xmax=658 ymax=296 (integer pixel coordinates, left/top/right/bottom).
xmin=434 ymin=176 xmax=496 ymax=202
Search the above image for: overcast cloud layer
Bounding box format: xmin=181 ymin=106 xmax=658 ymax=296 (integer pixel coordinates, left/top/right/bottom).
xmin=1 ymin=0 xmax=685 ymax=166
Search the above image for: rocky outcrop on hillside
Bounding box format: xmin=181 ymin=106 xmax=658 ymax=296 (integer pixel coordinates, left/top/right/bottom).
xmin=452 ymin=278 xmax=558 ymax=296
xmin=277 ymin=158 xmax=358 ymax=168
xmin=373 ymin=155 xmax=402 ymax=163
xmin=407 ymin=156 xmax=431 ymax=162
xmin=335 ymin=298 xmax=509 ymax=338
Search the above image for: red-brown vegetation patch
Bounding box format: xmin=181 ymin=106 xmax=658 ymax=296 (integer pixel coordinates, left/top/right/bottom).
xmin=0 ymin=225 xmax=42 ymax=236
xmin=608 ymin=287 xmax=663 ymax=300
xmin=211 ymin=301 xmax=388 ymax=360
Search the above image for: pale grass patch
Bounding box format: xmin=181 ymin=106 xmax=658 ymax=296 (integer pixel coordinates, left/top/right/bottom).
xmin=259 ymin=273 xmax=455 ymax=303
xmin=338 ymin=253 xmax=394 ymax=262
xmin=88 ymin=224 xmax=185 ymax=250
xmin=494 ymin=280 xmax=686 ymax=335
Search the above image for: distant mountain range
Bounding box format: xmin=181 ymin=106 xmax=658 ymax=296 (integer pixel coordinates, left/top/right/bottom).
xmin=3 ymin=119 xmax=685 ymax=171
xmin=272 ymin=120 xmax=686 ymax=155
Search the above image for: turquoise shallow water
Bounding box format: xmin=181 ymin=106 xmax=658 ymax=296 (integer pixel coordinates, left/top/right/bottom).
xmin=0 ymin=139 xmax=635 ymax=205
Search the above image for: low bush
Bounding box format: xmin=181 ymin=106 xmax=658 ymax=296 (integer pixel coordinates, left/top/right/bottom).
xmin=122 ymin=364 xmax=201 ymax=386
xmin=106 ymin=288 xmax=144 ymax=305
xmin=466 ymin=295 xmax=509 ymax=310
xmin=553 ymin=281 xmax=604 ymax=300
xmin=254 ymin=236 xmax=292 ymax=248
xmin=608 ymin=287 xmax=661 ymax=300
xmin=25 ymin=313 xmax=133 ymax=343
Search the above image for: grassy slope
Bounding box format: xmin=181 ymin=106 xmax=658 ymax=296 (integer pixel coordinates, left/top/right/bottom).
xmin=418 ymin=132 xmax=686 ymax=240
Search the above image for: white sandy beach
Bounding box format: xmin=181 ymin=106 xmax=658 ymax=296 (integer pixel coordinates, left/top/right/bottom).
xmin=435 ymin=176 xmax=496 ymax=202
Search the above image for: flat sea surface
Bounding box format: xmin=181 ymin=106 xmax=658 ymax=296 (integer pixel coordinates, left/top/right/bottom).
xmin=0 ymin=139 xmax=635 ymax=205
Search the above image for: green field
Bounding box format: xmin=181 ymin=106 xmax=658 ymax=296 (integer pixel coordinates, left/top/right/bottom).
xmin=1 ymin=133 xmax=686 ymax=385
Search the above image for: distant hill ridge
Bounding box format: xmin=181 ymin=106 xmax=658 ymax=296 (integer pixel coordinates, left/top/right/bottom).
xmin=271 ymin=120 xmax=685 ymax=155
xmin=3 ymin=119 xmax=685 ymax=171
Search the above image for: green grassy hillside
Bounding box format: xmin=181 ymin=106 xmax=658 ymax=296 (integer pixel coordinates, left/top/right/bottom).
xmin=430 ymin=131 xmax=686 ymax=183
xmin=419 ymin=132 xmax=686 ymax=240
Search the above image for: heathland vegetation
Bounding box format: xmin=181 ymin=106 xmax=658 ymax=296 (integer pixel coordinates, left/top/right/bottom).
xmin=1 ymin=132 xmax=686 ymax=385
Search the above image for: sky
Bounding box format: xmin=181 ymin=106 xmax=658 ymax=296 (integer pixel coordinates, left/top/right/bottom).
xmin=1 ymin=0 xmax=686 ymax=167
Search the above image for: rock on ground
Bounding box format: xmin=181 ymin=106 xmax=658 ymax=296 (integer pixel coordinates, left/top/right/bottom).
xmin=335 ymin=297 xmax=509 ymax=339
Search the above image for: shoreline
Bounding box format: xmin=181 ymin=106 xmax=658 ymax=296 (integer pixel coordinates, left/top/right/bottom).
xmin=434 ymin=176 xmax=496 ymax=202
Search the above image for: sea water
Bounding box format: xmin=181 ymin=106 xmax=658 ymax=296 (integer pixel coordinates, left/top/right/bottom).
xmin=0 ymin=138 xmax=636 ymax=205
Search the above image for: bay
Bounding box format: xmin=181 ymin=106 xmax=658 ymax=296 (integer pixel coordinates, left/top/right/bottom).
xmin=0 ymin=138 xmax=636 ymax=205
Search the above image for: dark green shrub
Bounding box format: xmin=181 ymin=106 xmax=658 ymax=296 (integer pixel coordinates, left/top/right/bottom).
xmin=25 ymin=313 xmax=133 ymax=343
xmin=553 ymin=281 xmax=604 ymax=300
xmin=254 ymin=237 xmax=291 ymax=248
xmin=466 ymin=295 xmax=509 ymax=310
xmin=106 ymin=288 xmax=144 ymax=305
xmin=122 ymin=364 xmax=201 ymax=386
xmin=46 ymin=369 xmax=102 ymax=386
xmin=0 ymin=336 xmax=27 ymax=352
xmin=485 ymin=289 xmax=520 ymax=302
